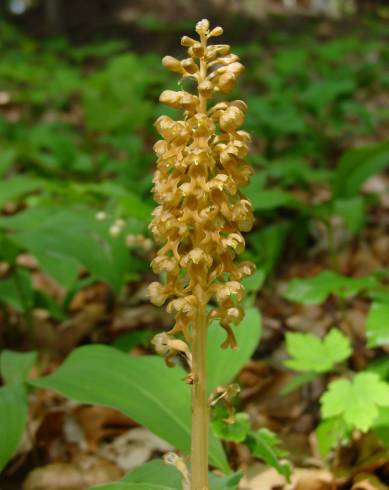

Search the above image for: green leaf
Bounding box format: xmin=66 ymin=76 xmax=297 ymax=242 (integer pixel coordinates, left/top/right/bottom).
xmin=122 ymin=460 xmax=181 ymax=487
xmin=0 ymin=384 xmax=28 ymax=471
xmin=321 ymin=372 xmax=389 ymax=432
xmin=0 ymin=350 xmax=37 ymax=385
xmin=333 ymin=197 xmax=365 ymax=234
xmin=315 ymin=417 xmax=349 ymax=458
xmin=281 ymin=371 xmax=318 ymax=395
xmin=89 ymin=484 xmax=175 ymax=490
xmin=212 ymin=406 xmax=250 ymax=443
xmin=284 ymin=270 xmax=379 ymax=304
xmin=0 ymin=148 xmax=17 ymax=177
xmin=30 ymin=345 xmax=228 ymax=472
xmin=366 ymin=302 xmax=389 ymax=348
xmin=333 ymin=140 xmax=389 ymax=198
xmin=207 ymin=307 xmax=261 ymax=392
xmin=122 ymin=460 xmax=241 ymax=490
xmin=248 ymin=223 xmax=289 ymax=276
xmin=366 ymin=357 xmax=389 ymax=381
xmin=249 ymin=189 xmax=301 ymax=211
xmin=241 ymin=269 xmax=266 ymax=297
xmin=246 ymin=428 xmax=291 ymax=480
xmin=12 ymin=208 xmax=130 ymax=292
xmin=285 ymin=328 xmax=351 ymax=373
xmin=0 ymin=268 xmax=34 ymax=312
xmin=0 ymin=175 xmax=42 ymax=210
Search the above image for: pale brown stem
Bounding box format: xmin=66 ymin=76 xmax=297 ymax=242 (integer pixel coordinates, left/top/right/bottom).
xmin=191 ymin=303 xmax=209 ymax=490
xmin=190 ymin=31 xmax=210 ymax=490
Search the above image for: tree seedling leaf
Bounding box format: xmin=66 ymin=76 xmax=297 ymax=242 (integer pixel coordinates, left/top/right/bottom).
xmin=321 ymin=372 xmax=389 ymax=432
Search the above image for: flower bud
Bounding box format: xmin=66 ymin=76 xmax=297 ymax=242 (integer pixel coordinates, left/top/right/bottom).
xmin=148 ymin=282 xmax=168 ymax=306
xmin=181 ymin=35 xmax=196 ymax=47
xmin=217 ymin=72 xmax=236 ymax=93
xmin=198 ymin=80 xmax=213 ymax=97
xmin=195 ymin=19 xmax=210 ymax=35
xmin=209 ymin=26 xmax=223 ymax=37
xmin=181 ymin=58 xmax=198 ymax=74
xmin=190 ymin=42 xmax=204 ymax=57
xmin=162 ymin=55 xmax=184 ymax=73
xmin=220 ymin=106 xmax=244 ymax=131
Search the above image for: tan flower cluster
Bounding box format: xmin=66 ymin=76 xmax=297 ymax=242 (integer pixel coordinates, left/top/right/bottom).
xmin=149 ymin=19 xmax=255 ymax=350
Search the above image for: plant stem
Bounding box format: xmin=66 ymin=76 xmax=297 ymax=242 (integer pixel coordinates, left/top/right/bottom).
xmin=191 ymin=303 xmax=209 ymax=490
xmin=190 ymin=29 xmax=210 ymax=490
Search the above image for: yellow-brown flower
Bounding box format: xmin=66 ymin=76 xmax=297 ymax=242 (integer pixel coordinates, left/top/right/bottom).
xmin=149 ymin=19 xmax=255 ymax=350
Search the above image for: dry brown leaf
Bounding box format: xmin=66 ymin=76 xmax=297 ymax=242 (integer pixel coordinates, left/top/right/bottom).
xmin=352 ymin=473 xmax=389 ymax=490
xmin=23 ymin=459 xmax=121 ymax=490
xmin=99 ymin=427 xmax=172 ymax=472
xmin=74 ymin=405 xmax=135 ymax=450
xmin=240 ymin=465 xmax=334 ymax=490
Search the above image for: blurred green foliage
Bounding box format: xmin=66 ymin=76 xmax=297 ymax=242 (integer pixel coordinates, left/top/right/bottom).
xmin=0 ymin=18 xmax=387 ymax=318
xmin=0 ymin=14 xmax=388 ymax=484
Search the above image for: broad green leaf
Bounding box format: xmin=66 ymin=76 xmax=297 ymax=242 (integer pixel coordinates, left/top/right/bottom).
xmin=321 ymin=372 xmax=389 ymax=432
xmin=89 ymin=484 xmax=175 ymax=490
xmin=366 ymin=302 xmax=389 ymax=348
xmin=246 ymin=428 xmax=291 ymax=480
xmin=249 ymin=189 xmax=301 ymax=211
xmin=248 ymin=223 xmax=289 ymax=276
xmin=0 ymin=268 xmax=34 ymax=312
xmin=120 ymin=460 xmax=241 ymax=490
xmin=0 ymin=384 xmax=28 ymax=471
xmin=0 ymin=175 xmax=42 ymax=209
xmin=333 ymin=140 xmax=389 ymax=198
xmin=333 ymin=197 xmax=365 ymax=234
xmin=207 ymin=307 xmax=261 ymax=392
xmin=122 ymin=460 xmax=181 ymax=487
xmin=285 ymin=329 xmax=351 ymax=373
xmin=30 ymin=345 xmax=228 ymax=472
xmin=0 ymin=148 xmax=17 ymax=177
xmin=0 ymin=350 xmax=37 ymax=385
xmin=315 ymin=417 xmax=349 ymax=458
xmin=12 ymin=209 xmax=130 ymax=292
xmin=212 ymin=406 xmax=250 ymax=443
xmin=121 ymin=459 xmax=240 ymax=490
xmin=241 ymin=270 xmax=266 ymax=297
xmin=284 ymin=270 xmax=379 ymax=304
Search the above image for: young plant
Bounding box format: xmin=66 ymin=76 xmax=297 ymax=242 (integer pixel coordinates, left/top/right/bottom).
xmin=148 ymin=19 xmax=255 ymax=489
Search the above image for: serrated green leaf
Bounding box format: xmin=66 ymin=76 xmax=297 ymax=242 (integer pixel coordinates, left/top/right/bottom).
xmin=321 ymin=372 xmax=389 ymax=432
xmin=246 ymin=428 xmax=291 ymax=480
xmin=0 ymin=384 xmax=28 ymax=471
xmin=0 ymin=350 xmax=37 ymax=385
xmin=285 ymin=328 xmax=351 ymax=373
xmin=284 ymin=270 xmax=379 ymax=304
xmin=366 ymin=302 xmax=389 ymax=348
xmin=212 ymin=405 xmax=250 ymax=443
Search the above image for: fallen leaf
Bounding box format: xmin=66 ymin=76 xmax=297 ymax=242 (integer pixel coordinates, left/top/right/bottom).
xmin=352 ymin=473 xmax=389 ymax=490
